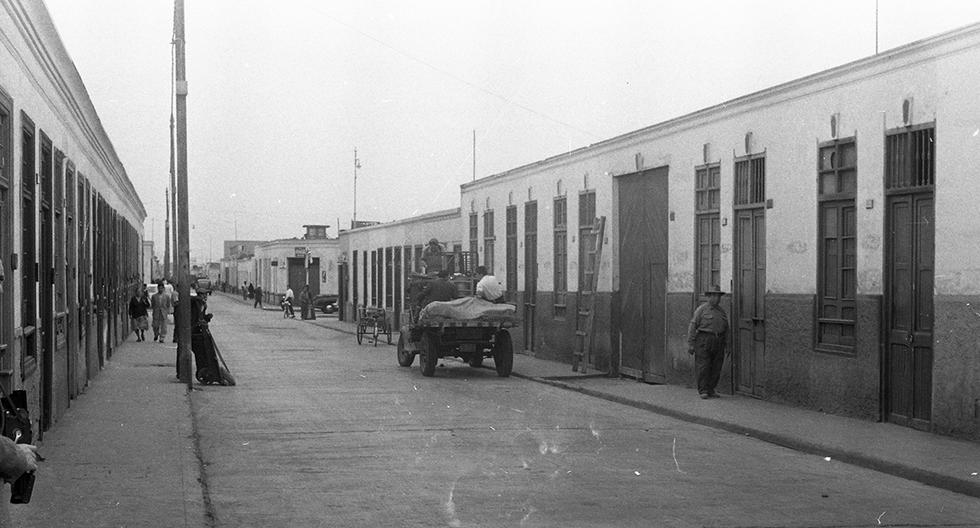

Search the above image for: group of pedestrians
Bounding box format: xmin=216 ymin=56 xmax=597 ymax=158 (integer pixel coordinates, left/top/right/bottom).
xmin=128 ymin=282 xmax=178 ymax=343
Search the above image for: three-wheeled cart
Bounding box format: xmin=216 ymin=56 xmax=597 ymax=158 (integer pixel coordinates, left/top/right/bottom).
xmin=396 ymin=316 xmax=518 ymax=377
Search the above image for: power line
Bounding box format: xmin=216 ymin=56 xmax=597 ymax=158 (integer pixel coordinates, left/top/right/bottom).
xmin=311 ymin=6 xmax=602 ymax=141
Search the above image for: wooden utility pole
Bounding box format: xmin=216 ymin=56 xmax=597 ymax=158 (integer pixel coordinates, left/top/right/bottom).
xmin=164 ymin=188 xmax=170 ymax=279
xmin=174 ymin=0 xmax=192 ymax=386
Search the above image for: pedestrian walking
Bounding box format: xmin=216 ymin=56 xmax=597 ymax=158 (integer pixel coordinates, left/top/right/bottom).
xmin=253 ymin=285 xmax=263 ymax=308
xmin=150 ymin=283 xmax=174 ymax=342
xmin=283 ymin=285 xmax=295 ymax=318
xmin=242 ymin=281 xmax=248 ymax=300
xmin=128 ymin=286 xmax=150 ymax=342
xmin=247 ymin=282 xmax=255 ymax=300
xmin=687 ymin=284 xmax=729 ymax=399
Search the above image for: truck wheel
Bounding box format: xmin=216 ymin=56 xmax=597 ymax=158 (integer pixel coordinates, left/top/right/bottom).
xmin=397 ymin=333 xmax=415 ymax=367
xmin=420 ymin=333 xmax=438 ymax=377
xmin=493 ymin=330 xmax=513 ymax=377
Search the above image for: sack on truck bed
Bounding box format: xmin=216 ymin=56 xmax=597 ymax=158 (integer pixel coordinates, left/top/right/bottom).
xmin=418 ymin=297 xmax=519 ymax=324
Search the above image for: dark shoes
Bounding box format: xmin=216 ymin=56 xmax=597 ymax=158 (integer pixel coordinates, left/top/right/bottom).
xmin=699 ymin=392 xmax=710 ymax=399
xmin=699 ymin=391 xmax=721 ymax=399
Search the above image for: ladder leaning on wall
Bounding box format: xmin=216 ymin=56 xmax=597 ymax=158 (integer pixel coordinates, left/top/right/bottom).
xmin=573 ymin=216 xmax=606 ymax=373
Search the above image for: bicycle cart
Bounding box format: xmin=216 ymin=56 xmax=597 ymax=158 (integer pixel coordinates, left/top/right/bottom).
xmin=356 ymin=306 xmax=392 ymax=346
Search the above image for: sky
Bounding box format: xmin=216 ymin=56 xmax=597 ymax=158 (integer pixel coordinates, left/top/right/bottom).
xmin=41 ymin=0 xmax=980 ymax=263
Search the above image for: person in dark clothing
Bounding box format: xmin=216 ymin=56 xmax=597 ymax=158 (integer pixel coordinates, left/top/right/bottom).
xmin=247 ymin=282 xmax=255 ymax=299
xmin=687 ymin=284 xmax=729 ymax=399
xmin=128 ymin=286 xmax=150 ymax=342
xmin=253 ymin=285 xmax=263 ymax=309
xmin=417 ymin=270 xmax=458 ymax=307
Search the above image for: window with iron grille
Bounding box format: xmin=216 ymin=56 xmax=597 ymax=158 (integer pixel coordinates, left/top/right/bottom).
xmin=577 ymin=191 xmax=596 ymax=290
xmin=734 ymin=154 xmax=765 ymax=207
xmin=506 ymin=206 xmax=517 ymax=293
xmin=817 ymin=138 xmax=857 ymax=351
xmin=483 ymin=210 xmax=495 ymax=272
xmin=553 ymin=196 xmax=567 ymax=317
xmin=695 ymin=164 xmax=720 ymax=299
xmin=885 ymin=125 xmax=934 ymax=191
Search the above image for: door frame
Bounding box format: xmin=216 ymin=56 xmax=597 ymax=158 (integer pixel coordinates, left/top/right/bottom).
xmin=881 ymin=122 xmax=936 ymax=429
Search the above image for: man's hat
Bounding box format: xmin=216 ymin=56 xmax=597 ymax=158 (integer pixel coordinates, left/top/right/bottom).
xmin=428 ymin=238 xmax=439 ymax=245
xmin=703 ymin=284 xmax=726 ymax=296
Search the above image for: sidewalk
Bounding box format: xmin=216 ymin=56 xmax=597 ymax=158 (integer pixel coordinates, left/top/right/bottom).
xmin=9 ymin=340 xmax=204 ymax=527
xmin=294 ymin=297 xmax=980 ymax=500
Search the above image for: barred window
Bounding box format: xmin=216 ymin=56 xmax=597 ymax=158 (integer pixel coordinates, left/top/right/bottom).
xmin=734 ymin=155 xmax=765 ymax=206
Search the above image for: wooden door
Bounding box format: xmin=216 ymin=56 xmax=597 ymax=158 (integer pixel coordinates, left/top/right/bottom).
xmin=617 ymin=167 xmax=668 ymax=382
xmin=734 ymin=207 xmax=766 ymax=396
xmin=523 ymin=201 xmax=537 ymax=352
xmin=885 ymin=192 xmax=934 ymax=428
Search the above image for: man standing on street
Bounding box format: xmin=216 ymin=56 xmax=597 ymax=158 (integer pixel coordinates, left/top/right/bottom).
xmin=687 ymin=285 xmax=729 ymax=399
xmin=253 ymin=285 xmax=263 ymax=309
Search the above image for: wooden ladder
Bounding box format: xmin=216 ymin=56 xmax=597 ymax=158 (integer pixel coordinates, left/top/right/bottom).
xmin=573 ymin=216 xmax=606 ymax=373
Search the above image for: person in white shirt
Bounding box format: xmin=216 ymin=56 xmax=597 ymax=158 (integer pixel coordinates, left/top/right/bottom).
xmin=283 ymin=286 xmax=295 ymax=318
xmin=474 ymin=266 xmax=504 ymax=303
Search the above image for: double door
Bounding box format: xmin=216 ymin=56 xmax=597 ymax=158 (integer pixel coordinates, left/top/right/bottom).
xmin=734 ymin=208 xmax=765 ymax=396
xmin=885 ymin=191 xmax=934 ymax=429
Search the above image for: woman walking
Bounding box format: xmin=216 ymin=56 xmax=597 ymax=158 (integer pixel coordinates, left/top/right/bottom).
xmin=129 ymin=286 xmax=150 ymax=342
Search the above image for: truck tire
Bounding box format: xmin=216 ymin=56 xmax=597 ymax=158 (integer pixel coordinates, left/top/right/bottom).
xmin=420 ymin=333 xmax=438 ymax=377
xmin=493 ymin=330 xmax=513 ymax=377
xmin=397 ymin=333 xmax=415 ymax=367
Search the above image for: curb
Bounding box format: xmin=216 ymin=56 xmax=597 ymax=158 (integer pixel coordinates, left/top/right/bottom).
xmin=520 ymin=376 xmax=980 ymax=500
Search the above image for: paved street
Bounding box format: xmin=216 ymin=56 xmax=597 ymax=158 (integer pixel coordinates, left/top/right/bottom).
xmin=189 ymin=296 xmax=979 ymax=527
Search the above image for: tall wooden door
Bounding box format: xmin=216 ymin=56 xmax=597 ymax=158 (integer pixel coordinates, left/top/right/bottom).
xmin=617 ymin=167 xmax=668 ymax=382
xmin=523 ymin=201 xmax=537 ymax=352
xmin=884 ymin=124 xmax=935 ymax=429
xmin=734 ymin=208 xmax=766 ymax=395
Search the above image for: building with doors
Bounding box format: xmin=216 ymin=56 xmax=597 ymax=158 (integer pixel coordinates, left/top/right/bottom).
xmin=0 ymin=1 xmax=146 ymax=440
xmin=457 ymin=23 xmax=980 ymax=439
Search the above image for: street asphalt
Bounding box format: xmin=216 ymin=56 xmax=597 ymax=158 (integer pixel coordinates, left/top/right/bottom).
xmin=9 ymin=292 xmax=980 ymax=526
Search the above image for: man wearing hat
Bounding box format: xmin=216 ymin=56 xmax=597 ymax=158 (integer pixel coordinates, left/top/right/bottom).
xmin=421 ymin=238 xmax=444 ymax=274
xmin=687 ymin=284 xmax=729 ymax=399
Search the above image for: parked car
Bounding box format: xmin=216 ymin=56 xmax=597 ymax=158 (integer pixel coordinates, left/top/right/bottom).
xmin=312 ymin=294 xmax=338 ymax=314
xmin=195 ymin=277 xmax=213 ymax=294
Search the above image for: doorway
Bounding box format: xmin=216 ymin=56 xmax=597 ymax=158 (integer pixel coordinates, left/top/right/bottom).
xmin=733 ymin=154 xmax=766 ymax=397
xmin=617 ymin=166 xmax=668 ymax=382
xmin=883 ymin=124 xmax=935 ymax=429
xmin=523 ymin=201 xmax=537 ymax=352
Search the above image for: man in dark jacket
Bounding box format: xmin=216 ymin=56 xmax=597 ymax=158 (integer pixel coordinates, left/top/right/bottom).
xmin=417 ymin=270 xmax=458 ymax=307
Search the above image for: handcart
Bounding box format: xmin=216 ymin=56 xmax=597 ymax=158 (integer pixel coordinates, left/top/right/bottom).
xmin=356 ymin=306 xmax=392 ymax=346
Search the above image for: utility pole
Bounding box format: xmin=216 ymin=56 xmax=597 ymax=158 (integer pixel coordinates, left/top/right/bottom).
xmin=164 ymin=188 xmax=170 ymax=279
xmin=174 ymin=0 xmax=192 ymax=387
xmin=352 ymin=148 xmax=361 ymax=228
